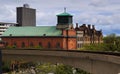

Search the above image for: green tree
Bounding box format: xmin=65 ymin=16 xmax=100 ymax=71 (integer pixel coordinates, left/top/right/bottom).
xmin=2 ymin=61 xmax=11 ymax=73
xmin=104 ymin=33 xmax=120 ymax=51
xmin=55 ymin=64 xmax=73 ymax=74
xmin=115 ymin=37 xmax=120 ymax=51
xmin=75 ymin=68 xmax=91 ymax=74
xmin=81 ymin=33 xmax=120 ymax=52
xmin=103 ymin=33 xmax=116 ymax=44
xmin=36 ymin=63 xmax=56 ymax=73
xmin=81 ymin=44 xmax=106 ymax=51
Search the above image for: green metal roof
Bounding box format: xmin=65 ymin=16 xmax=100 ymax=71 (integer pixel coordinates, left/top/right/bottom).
xmin=2 ymin=26 xmax=62 ymax=36
xmin=57 ymin=12 xmax=73 ymax=16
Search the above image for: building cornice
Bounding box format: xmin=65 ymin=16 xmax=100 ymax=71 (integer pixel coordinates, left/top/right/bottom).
xmin=1 ymin=36 xmax=77 ymax=38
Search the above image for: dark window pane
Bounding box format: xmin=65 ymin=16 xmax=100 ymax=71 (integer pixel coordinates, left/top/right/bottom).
xmin=39 ymin=42 xmax=42 ymax=46
xmin=48 ymin=42 xmax=51 ymax=48
xmin=30 ymin=42 xmax=34 ymax=47
xmin=13 ymin=42 xmax=17 ymax=48
xmin=21 ymin=42 xmax=25 ymax=48
xmin=56 ymin=42 xmax=60 ymax=48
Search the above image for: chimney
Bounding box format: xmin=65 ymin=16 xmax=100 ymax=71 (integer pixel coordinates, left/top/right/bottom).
xmin=76 ymin=23 xmax=78 ymax=28
xmin=88 ymin=24 xmax=91 ymax=29
xmin=92 ymin=25 xmax=95 ymax=29
xmin=83 ymin=24 xmax=86 ymax=27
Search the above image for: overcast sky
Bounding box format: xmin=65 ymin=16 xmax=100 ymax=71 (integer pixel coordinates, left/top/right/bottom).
xmin=0 ymin=0 xmax=120 ymax=36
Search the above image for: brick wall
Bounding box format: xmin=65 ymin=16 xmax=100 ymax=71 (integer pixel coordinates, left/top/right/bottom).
xmin=62 ymin=29 xmax=76 ymax=36
xmin=67 ymin=38 xmax=77 ymax=50
xmin=2 ymin=37 xmax=63 ymax=49
xmin=2 ymin=37 xmax=77 ymax=50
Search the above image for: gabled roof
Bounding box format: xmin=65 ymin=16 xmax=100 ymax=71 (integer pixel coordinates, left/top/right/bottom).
xmin=2 ymin=26 xmax=62 ymax=36
xmin=79 ymin=24 xmax=88 ymax=31
xmin=57 ymin=12 xmax=73 ymax=16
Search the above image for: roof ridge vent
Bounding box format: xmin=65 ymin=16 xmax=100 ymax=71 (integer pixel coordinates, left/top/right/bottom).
xmin=43 ymin=34 xmax=46 ymax=36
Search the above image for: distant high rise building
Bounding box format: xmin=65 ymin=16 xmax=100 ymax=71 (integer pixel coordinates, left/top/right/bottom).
xmin=16 ymin=4 xmax=36 ymax=26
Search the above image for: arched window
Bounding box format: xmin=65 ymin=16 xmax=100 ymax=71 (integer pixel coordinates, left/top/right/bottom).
xmin=56 ymin=42 xmax=60 ymax=48
xmin=48 ymin=42 xmax=51 ymax=48
xmin=5 ymin=42 xmax=8 ymax=47
xmin=39 ymin=42 xmax=42 ymax=47
xmin=30 ymin=42 xmax=34 ymax=47
xmin=21 ymin=42 xmax=25 ymax=48
xmin=13 ymin=42 xmax=17 ymax=48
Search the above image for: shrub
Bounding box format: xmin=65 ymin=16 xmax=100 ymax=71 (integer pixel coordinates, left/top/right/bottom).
xmin=34 ymin=46 xmax=42 ymax=49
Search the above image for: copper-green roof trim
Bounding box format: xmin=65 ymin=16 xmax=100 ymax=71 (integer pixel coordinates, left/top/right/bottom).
xmin=57 ymin=12 xmax=73 ymax=16
xmin=2 ymin=26 xmax=62 ymax=36
xmin=1 ymin=36 xmax=77 ymax=38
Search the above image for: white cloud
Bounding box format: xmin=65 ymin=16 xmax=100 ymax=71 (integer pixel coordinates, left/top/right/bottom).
xmin=90 ymin=0 xmax=109 ymax=7
xmin=0 ymin=0 xmax=120 ymax=36
xmin=0 ymin=4 xmax=16 ymax=22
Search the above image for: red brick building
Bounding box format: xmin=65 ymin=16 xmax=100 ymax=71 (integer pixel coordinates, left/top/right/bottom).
xmin=75 ymin=23 xmax=103 ymax=48
xmin=2 ymin=26 xmax=76 ymax=50
xmin=1 ymin=11 xmax=103 ymax=50
xmin=1 ymin=11 xmax=77 ymax=50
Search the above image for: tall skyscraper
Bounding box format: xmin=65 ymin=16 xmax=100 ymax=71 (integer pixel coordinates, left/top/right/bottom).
xmin=16 ymin=4 xmax=36 ymax=26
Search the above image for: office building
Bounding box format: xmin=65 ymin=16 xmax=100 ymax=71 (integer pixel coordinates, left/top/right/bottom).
xmin=16 ymin=4 xmax=36 ymax=26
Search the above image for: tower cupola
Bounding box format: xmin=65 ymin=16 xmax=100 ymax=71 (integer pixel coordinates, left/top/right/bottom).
xmin=56 ymin=8 xmax=73 ymax=29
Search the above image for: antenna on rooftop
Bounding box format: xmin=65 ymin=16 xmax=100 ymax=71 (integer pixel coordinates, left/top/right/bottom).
xmin=23 ymin=4 xmax=30 ymax=8
xmin=64 ymin=7 xmax=66 ymax=13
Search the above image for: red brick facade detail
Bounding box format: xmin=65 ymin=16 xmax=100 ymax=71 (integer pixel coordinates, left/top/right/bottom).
xmin=62 ymin=29 xmax=76 ymax=36
xmin=2 ymin=36 xmax=77 ymax=50
xmin=67 ymin=38 xmax=76 ymax=50
xmin=1 ymin=27 xmax=77 ymax=50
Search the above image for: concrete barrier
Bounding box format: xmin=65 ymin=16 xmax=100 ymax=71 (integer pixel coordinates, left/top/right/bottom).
xmin=2 ymin=49 xmax=120 ymax=74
